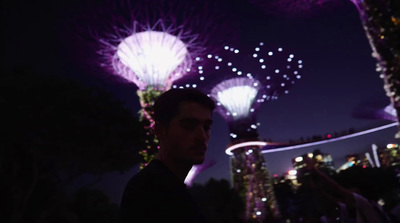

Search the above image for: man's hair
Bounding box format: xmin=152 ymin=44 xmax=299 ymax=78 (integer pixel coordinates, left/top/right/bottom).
xmin=153 ymin=88 xmax=216 ymax=125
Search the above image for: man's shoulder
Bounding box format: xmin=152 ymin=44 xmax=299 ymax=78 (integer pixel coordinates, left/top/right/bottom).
xmin=124 ymin=165 xmax=160 ymax=193
xmin=123 ymin=160 xmax=174 ymax=194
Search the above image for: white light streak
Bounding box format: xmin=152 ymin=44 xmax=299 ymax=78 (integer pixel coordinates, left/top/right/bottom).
xmin=261 ymin=122 xmax=399 ymax=154
xmin=365 ymin=152 xmax=375 ymax=167
xmin=226 ymin=141 xmax=267 ymax=155
xmin=372 ymin=144 xmax=381 ymax=168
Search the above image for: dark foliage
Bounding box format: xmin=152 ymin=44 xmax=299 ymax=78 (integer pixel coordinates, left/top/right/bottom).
xmin=189 ymin=178 xmax=246 ymax=223
xmin=0 ymin=68 xmax=145 ymax=223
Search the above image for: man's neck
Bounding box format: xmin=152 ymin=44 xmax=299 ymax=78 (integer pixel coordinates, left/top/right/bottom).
xmin=155 ymin=154 xmax=192 ymax=182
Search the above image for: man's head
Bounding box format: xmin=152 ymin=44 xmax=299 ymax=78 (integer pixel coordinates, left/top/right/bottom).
xmin=153 ymin=88 xmax=215 ymax=165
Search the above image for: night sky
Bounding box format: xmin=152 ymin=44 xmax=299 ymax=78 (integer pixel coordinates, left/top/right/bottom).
xmin=3 ymin=0 xmax=400 ymax=204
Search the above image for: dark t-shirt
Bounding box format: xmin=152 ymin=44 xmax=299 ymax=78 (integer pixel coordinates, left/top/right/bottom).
xmin=120 ymin=159 xmax=209 ymax=223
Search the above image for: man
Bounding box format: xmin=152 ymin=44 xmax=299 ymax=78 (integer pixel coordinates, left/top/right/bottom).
xmin=120 ymin=88 xmax=215 ymax=223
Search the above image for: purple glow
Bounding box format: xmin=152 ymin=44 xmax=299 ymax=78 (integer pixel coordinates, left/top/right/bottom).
xmin=102 ymin=20 xmax=199 ymax=91
xmin=249 ymin=0 xmax=342 ymax=18
xmin=383 ymin=104 xmax=397 ymax=120
xmin=113 ymin=30 xmax=190 ymax=90
xmin=211 ymin=78 xmax=261 ymax=120
xmin=184 ymin=159 xmax=216 ymax=186
xmin=353 ymin=102 xmax=398 ymax=122
xmin=89 ymin=0 xmax=233 ymax=91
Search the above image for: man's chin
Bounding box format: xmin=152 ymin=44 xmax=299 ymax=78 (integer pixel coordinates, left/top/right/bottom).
xmin=192 ymin=160 xmax=204 ymax=165
xmin=191 ymin=156 xmax=205 ymax=165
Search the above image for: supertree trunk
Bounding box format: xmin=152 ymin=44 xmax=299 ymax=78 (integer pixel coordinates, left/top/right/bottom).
xmin=351 ymin=0 xmax=400 ymax=136
xmin=231 ymin=145 xmax=281 ymax=222
xmin=137 ymin=86 xmax=163 ymax=168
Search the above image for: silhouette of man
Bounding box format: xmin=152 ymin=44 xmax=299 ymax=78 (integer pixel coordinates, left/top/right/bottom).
xmin=120 ymin=88 xmax=215 ymax=223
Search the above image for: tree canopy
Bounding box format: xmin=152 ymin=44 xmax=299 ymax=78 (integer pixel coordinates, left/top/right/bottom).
xmin=0 ymin=68 xmax=145 ymax=223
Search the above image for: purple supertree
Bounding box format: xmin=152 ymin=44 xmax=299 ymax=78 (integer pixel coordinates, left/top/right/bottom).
xmin=250 ymin=0 xmax=400 ymax=137
xmin=78 ymin=0 xmax=236 ymax=167
xmin=353 ymin=101 xmax=398 ymax=122
xmin=175 ymin=42 xmax=304 ymax=222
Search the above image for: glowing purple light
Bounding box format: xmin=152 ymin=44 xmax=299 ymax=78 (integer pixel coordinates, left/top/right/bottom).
xmin=184 ymin=159 xmax=216 ymax=186
xmin=211 ymin=78 xmax=261 ymax=120
xmin=89 ymin=0 xmax=236 ymax=92
xmin=113 ymin=31 xmax=190 ymax=89
xmin=249 ymin=0 xmax=340 ymax=18
xmin=383 ymin=103 xmax=397 ymax=119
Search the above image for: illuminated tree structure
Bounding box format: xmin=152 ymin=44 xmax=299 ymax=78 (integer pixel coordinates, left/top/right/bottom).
xmin=90 ymin=0 xmax=232 ymax=167
xmin=110 ymin=26 xmax=193 ymax=167
xmin=175 ymin=43 xmax=304 ymax=222
xmin=251 ymin=0 xmax=400 ymax=137
xmin=212 ymin=77 xmax=280 ymax=222
xmin=349 ymin=0 xmax=400 ymax=137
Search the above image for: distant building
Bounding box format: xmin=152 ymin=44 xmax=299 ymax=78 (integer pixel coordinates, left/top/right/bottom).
xmin=291 ymin=149 xmax=335 ymax=184
xmin=337 ymin=153 xmax=373 ymax=172
xmin=378 ymin=143 xmax=400 ymax=168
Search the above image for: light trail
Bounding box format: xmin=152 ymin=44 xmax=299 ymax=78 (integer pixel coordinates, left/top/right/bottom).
xmin=261 ymin=122 xmax=399 ymax=154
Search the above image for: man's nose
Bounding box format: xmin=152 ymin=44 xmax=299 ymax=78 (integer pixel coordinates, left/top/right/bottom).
xmin=196 ymin=126 xmax=208 ymax=141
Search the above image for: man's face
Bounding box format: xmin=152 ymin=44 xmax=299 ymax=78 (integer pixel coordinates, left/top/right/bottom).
xmin=157 ymin=101 xmax=213 ymax=165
